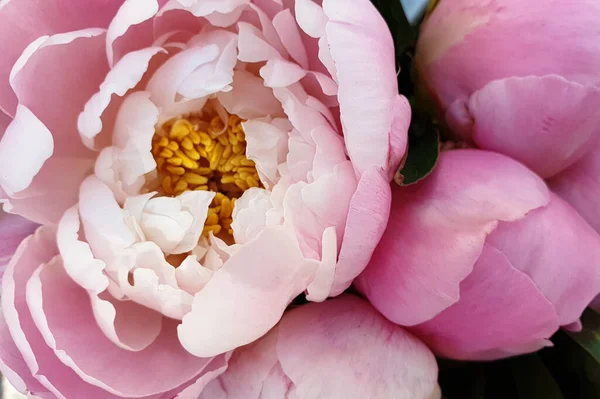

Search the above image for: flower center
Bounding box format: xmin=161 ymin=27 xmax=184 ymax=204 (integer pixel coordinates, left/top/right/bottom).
xmin=151 ymin=112 xmax=261 ymax=238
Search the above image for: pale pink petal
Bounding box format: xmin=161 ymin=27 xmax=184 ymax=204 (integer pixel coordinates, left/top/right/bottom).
xmin=178 ymin=0 xmax=250 ymax=15
xmin=79 ymin=176 xmax=138 ymax=262
xmin=0 ymin=157 xmax=93 ymax=225
xmin=10 ymin=29 xmax=106 ymax=159
xmin=147 ymin=44 xmax=220 ymax=108
xmin=78 ymin=47 xmax=166 ymax=149
xmin=248 ymin=3 xmax=289 ymax=57
xmin=322 ymin=0 xmax=400 ymax=175
xmin=273 ymin=9 xmax=309 ymax=69
xmin=458 ymin=75 xmax=600 ymax=178
xmin=276 ymin=295 xmax=440 ymax=399
xmin=181 ymin=31 xmax=238 ymax=98
xmin=317 ymin=35 xmax=337 ymax=81
xmin=243 ymin=117 xmax=291 ymax=187
xmin=548 ymin=148 xmax=600 ymax=232
xmin=260 ymin=59 xmax=307 ymax=88
xmin=0 ymin=0 xmax=122 ymax=115
xmin=178 ymin=228 xmax=318 ymax=357
xmin=355 ymin=150 xmax=550 ymax=325
xmin=295 ymin=0 xmax=328 ymax=38
xmin=272 ymin=85 xmax=331 ymax=140
xmin=387 ymin=95 xmax=411 ymax=180
xmin=310 ymin=125 xmax=347 ymax=180
xmin=57 ymin=206 xmax=165 ymax=351
xmin=305 ymin=226 xmax=337 ymax=302
xmin=0 ymin=106 xmax=53 ymax=195
xmin=237 ymin=22 xmax=282 ymax=63
xmin=109 ymin=91 xmax=160 ymax=191
xmin=26 ymin=259 xmax=216 ymax=397
xmin=0 ymin=310 xmax=51 ymax=398
xmin=175 ymin=255 xmax=214 ymax=294
xmin=486 ymin=193 xmax=600 ymax=327
xmin=0 ymin=110 xmax=10 ymax=138
xmin=411 ymin=244 xmax=559 ymax=361
xmin=329 ymin=167 xmax=390 ymax=296
xmin=286 ymin=129 xmax=316 ymax=183
xmin=1 ymin=227 xmax=126 ymax=398
xmin=106 ymin=0 xmax=160 ymax=66
xmin=154 ymin=3 xmax=206 ymax=40
xmin=173 ymin=355 xmax=231 ymax=399
xmin=0 ymin=211 xmax=37 ymax=272
xmin=218 ymin=70 xmax=284 ymax=119
xmin=231 ymin=188 xmax=274 ymax=244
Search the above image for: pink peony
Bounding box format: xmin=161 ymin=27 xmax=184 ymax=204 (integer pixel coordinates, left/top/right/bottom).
xmin=415 ymin=0 xmax=600 ymax=178
xmin=356 ymin=150 xmax=600 ymax=361
xmin=199 ymin=295 xmax=441 ymax=399
xmin=0 ymin=0 xmax=409 ymax=396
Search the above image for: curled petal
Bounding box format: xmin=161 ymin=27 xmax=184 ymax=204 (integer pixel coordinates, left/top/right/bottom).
xmin=356 ymin=150 xmax=550 ymax=326
xmin=411 ymin=244 xmax=559 ymax=360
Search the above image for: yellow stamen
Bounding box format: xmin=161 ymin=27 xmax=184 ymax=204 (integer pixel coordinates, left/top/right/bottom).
xmin=151 ymin=112 xmax=263 ymax=241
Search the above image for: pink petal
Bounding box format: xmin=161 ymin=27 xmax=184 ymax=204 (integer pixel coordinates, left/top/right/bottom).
xmin=356 ymin=150 xmax=550 ymax=326
xmin=146 ymin=44 xmax=220 ymax=108
xmin=260 ymin=59 xmax=307 ymax=88
xmin=237 ymin=22 xmax=282 ymax=63
xmin=305 ymin=226 xmax=337 ymax=302
xmin=411 ymin=244 xmax=559 ymax=361
xmin=231 ymin=188 xmax=273 ymax=244
xmin=295 ymin=0 xmax=328 ymax=38
xmin=0 ymin=106 xmax=53 ymax=195
xmin=218 ymin=70 xmax=284 ymax=119
xmin=272 ymin=9 xmax=309 ymax=69
xmin=330 ymin=167 xmax=391 ymax=296
xmin=0 ymin=110 xmax=11 ymax=137
xmin=0 ymin=211 xmax=38 ymax=274
xmin=549 ymin=147 xmax=600 ymax=232
xmin=276 ymin=295 xmax=440 ymax=399
xmin=416 ymin=0 xmax=600 ymax=109
xmin=486 ymin=193 xmax=600 ymax=327
xmin=322 ymin=0 xmax=401 ymax=175
xmin=106 ymin=0 xmax=160 ymax=66
xmin=0 ymin=0 xmax=122 ymax=115
xmin=178 ymin=227 xmax=318 ymax=357
xmin=387 ymin=95 xmax=411 ymax=180
xmin=10 ymin=29 xmax=106 ymax=159
xmin=457 ymin=75 xmax=600 ymax=178
xmin=78 ymin=46 xmax=166 ymax=149
xmin=26 ymin=259 xmax=216 ymax=397
xmin=1 ymin=227 xmax=125 ymax=398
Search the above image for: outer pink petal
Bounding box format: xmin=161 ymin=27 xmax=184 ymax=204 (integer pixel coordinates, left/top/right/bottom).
xmin=178 ymin=228 xmax=318 ymax=357
xmin=486 ymin=193 xmax=600 ymax=327
xmin=549 ymin=147 xmax=600 ymax=232
xmin=411 ymin=244 xmax=559 ymax=361
xmin=0 ymin=0 xmax=123 ymax=115
xmin=416 ymin=0 xmax=600 ymax=109
xmin=322 ymin=0 xmax=402 ymax=175
xmin=26 ymin=259 xmax=216 ymax=398
xmin=451 ymin=75 xmax=600 ymax=178
xmin=276 ymin=295 xmax=439 ymax=399
xmin=1 ymin=227 xmax=126 ymax=398
xmin=0 ymin=211 xmax=38 ymax=272
xmin=329 ymin=167 xmax=391 ymax=296
xmin=356 ymin=150 xmax=550 ymax=326
xmin=0 ymin=110 xmax=10 ymax=137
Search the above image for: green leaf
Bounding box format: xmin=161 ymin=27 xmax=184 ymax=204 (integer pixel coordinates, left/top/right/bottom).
xmin=566 ymin=308 xmax=600 ymax=363
xmin=394 ymin=112 xmax=440 ymax=186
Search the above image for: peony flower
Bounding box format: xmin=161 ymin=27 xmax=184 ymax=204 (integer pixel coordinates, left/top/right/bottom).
xmin=199 ymin=295 xmax=441 ymax=399
xmin=0 ymin=0 xmax=409 ymax=396
xmin=414 ymin=0 xmax=600 ymax=178
xmin=356 ymin=149 xmax=600 ymax=360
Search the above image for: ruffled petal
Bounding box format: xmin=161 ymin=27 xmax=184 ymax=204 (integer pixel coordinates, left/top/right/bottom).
xmin=486 ymin=193 xmax=600 ymax=327
xmin=0 ymin=0 xmax=122 ymax=115
xmin=322 ymin=0 xmax=400 ymax=175
xmin=356 ymin=150 xmax=550 ymax=326
xmin=411 ymin=244 xmax=559 ymax=360
xmin=272 ymin=9 xmax=309 ymax=69
xmin=548 ymin=148 xmax=600 ymax=232
xmin=456 ymin=75 xmax=600 ymax=178
xmin=331 ymin=167 xmax=390 ymax=296
xmin=26 ymin=259 xmax=216 ymax=397
xmin=178 ymin=228 xmax=318 ymax=357
xmin=218 ymin=70 xmax=284 ymax=119
xmin=0 ymin=211 xmax=38 ymax=274
xmin=276 ymin=295 xmax=440 ymax=399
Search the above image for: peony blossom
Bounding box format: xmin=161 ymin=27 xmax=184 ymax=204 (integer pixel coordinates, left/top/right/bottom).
xmin=414 ymin=0 xmax=600 ymax=178
xmin=199 ymin=295 xmax=441 ymax=399
xmin=356 ymin=150 xmax=600 ymax=361
xmin=0 ymin=0 xmax=409 ymax=396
